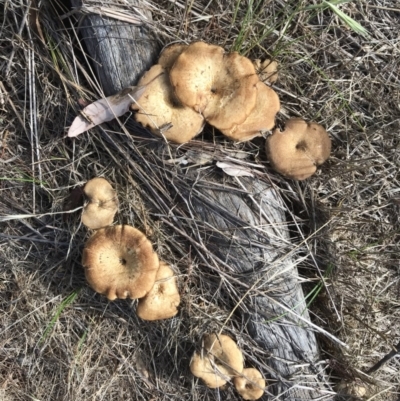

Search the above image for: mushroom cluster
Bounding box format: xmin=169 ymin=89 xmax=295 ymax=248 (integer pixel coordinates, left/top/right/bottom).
xmin=190 ymin=333 xmax=266 ymax=400
xmin=78 ymin=177 xmax=181 ymax=320
xmin=132 ymin=41 xmax=332 ymax=180
xmin=132 ymin=41 xmax=280 ymax=144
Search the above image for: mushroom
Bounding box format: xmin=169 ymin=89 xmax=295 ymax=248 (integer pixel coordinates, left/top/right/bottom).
xmin=253 ymin=59 xmax=279 ymax=84
xmin=190 ymin=351 xmax=230 ymax=389
xmin=81 ymin=177 xmax=118 ymax=230
xmin=265 ymin=118 xmax=331 ymax=180
xmin=169 ymin=41 xmax=259 ymax=131
xmin=82 ymin=225 xmax=159 ymax=300
xmin=203 ymin=333 xmax=244 ymax=376
xmin=220 ymin=81 xmax=280 ymax=141
xmin=190 ymin=333 xmax=244 ymax=388
xmin=234 ymin=368 xmax=266 ymax=400
xmin=136 ymin=261 xmax=180 ymax=320
xmin=158 ymin=43 xmax=188 ymax=70
xmin=131 ymin=64 xmax=205 ymax=144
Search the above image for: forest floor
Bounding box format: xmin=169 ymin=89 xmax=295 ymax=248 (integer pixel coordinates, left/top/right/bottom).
xmin=0 ymin=1 xmax=399 ymax=400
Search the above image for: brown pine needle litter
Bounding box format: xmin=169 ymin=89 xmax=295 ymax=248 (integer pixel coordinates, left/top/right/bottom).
xmin=1 ymin=0 xmax=400 ymax=400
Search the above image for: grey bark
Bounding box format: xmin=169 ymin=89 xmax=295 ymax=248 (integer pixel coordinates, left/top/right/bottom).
xmin=70 ymin=0 xmax=159 ymax=96
xmin=70 ymin=2 xmax=335 ymax=399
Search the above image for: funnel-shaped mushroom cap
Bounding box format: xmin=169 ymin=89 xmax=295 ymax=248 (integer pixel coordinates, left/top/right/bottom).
xmin=203 ymin=334 xmax=244 ymax=376
xmin=82 ymin=225 xmax=159 ymax=300
xmin=136 ymin=261 xmax=180 ymax=320
xmin=221 ymin=81 xmax=280 ymax=141
xmin=170 ymin=42 xmax=259 ymax=130
xmin=81 ymin=177 xmax=118 ymax=230
xmin=253 ymin=59 xmax=279 ymax=84
xmin=266 ymin=118 xmax=331 ymax=180
xmin=158 ymin=43 xmax=188 ymax=70
xmin=190 ymin=351 xmax=230 ymax=389
xmin=132 ymin=64 xmax=205 ymax=144
xmin=234 ymin=368 xmax=266 ymax=400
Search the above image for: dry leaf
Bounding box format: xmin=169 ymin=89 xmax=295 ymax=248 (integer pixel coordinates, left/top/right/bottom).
xmin=216 ymin=161 xmax=254 ymax=177
xmin=67 ymin=86 xmax=146 ymax=137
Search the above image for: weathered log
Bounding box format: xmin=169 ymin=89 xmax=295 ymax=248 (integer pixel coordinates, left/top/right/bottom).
xmin=189 ymin=175 xmax=330 ymax=399
xmin=71 ymin=0 xmax=159 ymax=96
xmin=70 ymin=2 xmax=335 ymax=399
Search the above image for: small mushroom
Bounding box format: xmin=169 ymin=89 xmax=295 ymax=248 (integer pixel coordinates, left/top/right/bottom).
xmin=81 ymin=177 xmax=118 ymax=230
xmin=169 ymin=41 xmax=259 ymax=131
xmin=136 ymin=261 xmax=180 ymax=320
xmin=234 ymin=368 xmax=266 ymax=400
xmin=266 ymin=118 xmax=331 ymax=180
xmin=253 ymin=59 xmax=279 ymax=84
xmin=190 ymin=351 xmax=230 ymax=389
xmin=220 ymin=81 xmax=280 ymax=141
xmin=190 ymin=333 xmax=244 ymax=388
xmin=203 ymin=333 xmax=244 ymax=376
xmin=82 ymin=225 xmax=159 ymax=300
xmin=132 ymin=64 xmax=205 ymax=144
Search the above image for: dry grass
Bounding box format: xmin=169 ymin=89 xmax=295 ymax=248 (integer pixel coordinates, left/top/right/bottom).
xmin=1 ymin=0 xmax=400 ymax=400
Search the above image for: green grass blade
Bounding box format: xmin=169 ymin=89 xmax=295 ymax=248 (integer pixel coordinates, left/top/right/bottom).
xmin=39 ymin=290 xmax=80 ymax=344
xmin=300 ymin=1 xmax=369 ymax=38
xmin=323 ymin=1 xmax=369 ymax=37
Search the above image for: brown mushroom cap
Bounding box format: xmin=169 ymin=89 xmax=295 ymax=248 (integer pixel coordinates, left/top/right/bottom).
xmin=158 ymin=43 xmax=188 ymax=70
xmin=266 ymin=118 xmax=331 ymax=180
xmin=234 ymin=368 xmax=266 ymax=400
xmin=81 ymin=177 xmax=118 ymax=230
xmin=190 ymin=351 xmax=230 ymax=388
xmin=169 ymin=42 xmax=259 ymax=131
xmin=136 ymin=261 xmax=180 ymax=320
xmin=220 ymin=81 xmax=280 ymax=141
xmin=253 ymin=59 xmax=279 ymax=84
xmin=132 ymin=64 xmax=205 ymax=144
xmin=82 ymin=225 xmax=159 ymax=300
xmin=203 ymin=333 xmax=244 ymax=376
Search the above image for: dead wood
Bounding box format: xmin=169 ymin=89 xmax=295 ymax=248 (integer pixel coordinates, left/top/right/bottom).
xmin=70 ymin=0 xmax=159 ymax=96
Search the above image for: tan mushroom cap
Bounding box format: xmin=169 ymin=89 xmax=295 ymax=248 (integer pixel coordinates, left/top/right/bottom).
xmin=132 ymin=64 xmax=205 ymax=144
xmin=190 ymin=334 xmax=244 ymax=388
xmin=266 ymin=118 xmax=331 ymax=180
xmin=158 ymin=43 xmax=188 ymax=70
xmin=234 ymin=368 xmax=266 ymax=400
xmin=136 ymin=261 xmax=180 ymax=321
xmin=203 ymin=333 xmax=244 ymax=377
xmin=169 ymin=41 xmax=259 ymax=130
xmin=253 ymin=59 xmax=279 ymax=84
xmin=190 ymin=351 xmax=230 ymax=388
xmin=220 ymin=81 xmax=280 ymax=141
xmin=135 ymin=62 xmax=164 ymax=86
xmin=81 ymin=177 xmax=118 ymax=230
xmin=82 ymin=225 xmax=159 ymax=300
